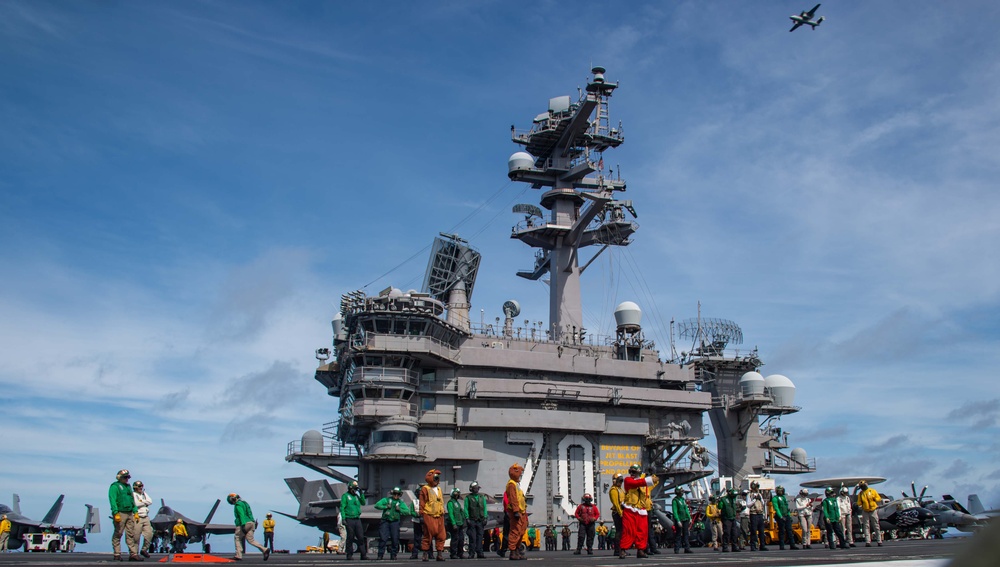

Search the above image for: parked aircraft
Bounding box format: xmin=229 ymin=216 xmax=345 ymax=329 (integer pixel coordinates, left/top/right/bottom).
xmin=273 ymin=478 xmax=341 ymax=534
xmin=0 ymin=494 xmax=100 ymax=550
xmin=798 ymin=477 xmax=935 ymax=537
xmin=925 ymin=496 xmax=983 ymax=532
xmin=968 ymin=494 xmax=1000 ymax=520
xmin=877 ymin=497 xmax=936 ymax=537
xmin=790 ymin=4 xmax=825 ymax=32
xmin=148 ymin=499 xmax=233 ymax=553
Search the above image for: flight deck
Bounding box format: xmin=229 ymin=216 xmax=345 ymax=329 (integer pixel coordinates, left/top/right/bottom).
xmin=0 ymin=538 xmax=964 ymax=566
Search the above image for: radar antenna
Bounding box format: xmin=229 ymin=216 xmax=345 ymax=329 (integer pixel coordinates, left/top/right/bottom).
xmin=678 ymin=313 xmax=743 ymax=356
xmin=422 ymin=233 xmax=482 ymax=303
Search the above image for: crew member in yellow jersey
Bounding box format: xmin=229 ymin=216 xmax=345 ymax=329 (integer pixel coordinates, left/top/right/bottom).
xmin=419 ymin=469 xmax=446 ymax=561
xmin=505 ymin=463 xmax=528 ymax=561
xmin=609 ymin=473 xmax=625 ymax=555
xmin=262 ymin=513 xmax=275 ymax=552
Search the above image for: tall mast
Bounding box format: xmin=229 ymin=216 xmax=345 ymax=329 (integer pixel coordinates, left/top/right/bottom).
xmin=508 ymin=67 xmax=637 ymax=340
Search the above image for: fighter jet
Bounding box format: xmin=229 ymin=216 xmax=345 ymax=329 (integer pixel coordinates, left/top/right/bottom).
xmin=790 ymin=4 xmax=825 ymax=32
xmin=276 ymin=478 xmax=423 ymax=541
xmin=799 ymin=477 xmax=935 ymax=537
xmin=925 ymin=496 xmax=984 ymax=532
xmin=968 ymin=494 xmax=1000 ymax=520
xmin=0 ymin=494 xmax=101 ymax=551
xmin=895 ymin=482 xmax=989 ymax=534
xmin=273 ymin=477 xmax=342 ymax=534
xmin=148 ymin=499 xmax=234 ymax=553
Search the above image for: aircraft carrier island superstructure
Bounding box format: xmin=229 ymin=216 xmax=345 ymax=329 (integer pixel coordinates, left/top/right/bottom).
xmin=287 ymin=67 xmax=814 ymax=529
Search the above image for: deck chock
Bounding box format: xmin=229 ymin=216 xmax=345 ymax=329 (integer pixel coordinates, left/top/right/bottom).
xmin=159 ymin=553 xmax=234 ymax=563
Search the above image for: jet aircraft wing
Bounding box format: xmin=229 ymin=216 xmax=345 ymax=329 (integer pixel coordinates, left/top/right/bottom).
xmin=806 ymin=4 xmax=821 ymax=18
xmin=0 ymin=495 xmax=100 ymax=550
xmin=789 ymin=21 xmax=804 ymax=32
xmin=149 ymin=499 xmax=235 ymax=550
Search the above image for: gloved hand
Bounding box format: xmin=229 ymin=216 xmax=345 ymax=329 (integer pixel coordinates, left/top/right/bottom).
xmin=114 ymin=513 xmax=121 ymax=523
xmin=134 ymin=513 xmax=140 ymax=522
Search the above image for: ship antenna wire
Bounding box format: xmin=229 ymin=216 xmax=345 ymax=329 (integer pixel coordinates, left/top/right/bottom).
xmin=361 ymin=180 xmax=514 ymax=290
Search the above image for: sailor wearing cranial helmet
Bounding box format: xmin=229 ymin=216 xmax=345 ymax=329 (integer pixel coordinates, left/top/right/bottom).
xmin=419 ymin=469 xmax=446 ymax=561
xmin=504 ymin=463 xmax=528 ymax=561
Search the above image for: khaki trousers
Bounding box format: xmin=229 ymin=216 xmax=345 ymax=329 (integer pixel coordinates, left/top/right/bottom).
xmin=234 ymin=522 xmax=267 ymax=558
xmin=136 ymin=517 xmax=153 ymax=553
xmin=112 ymin=515 xmax=138 ymax=556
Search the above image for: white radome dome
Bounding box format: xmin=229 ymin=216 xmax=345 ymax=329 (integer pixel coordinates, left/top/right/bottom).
xmin=508 ymin=152 xmax=536 ymax=173
xmin=764 ymin=374 xmax=796 ymax=406
xmin=614 ymin=301 xmax=642 ymax=329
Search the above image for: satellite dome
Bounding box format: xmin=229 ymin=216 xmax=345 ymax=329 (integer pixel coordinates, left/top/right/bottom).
xmin=790 ymin=448 xmax=808 ymax=466
xmin=508 ymin=152 xmax=535 ymax=174
xmin=388 ymin=287 xmax=403 ymax=299
xmin=301 ymin=430 xmax=324 ymax=453
xmin=614 ymin=301 xmax=642 ymax=330
xmin=332 ymin=312 xmax=346 ymax=341
xmin=763 ymin=374 xmax=796 ymax=407
xmin=739 ymin=371 xmax=766 ymax=397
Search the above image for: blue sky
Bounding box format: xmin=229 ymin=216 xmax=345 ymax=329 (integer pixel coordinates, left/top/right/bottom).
xmin=2 ymin=0 xmax=999 ymax=552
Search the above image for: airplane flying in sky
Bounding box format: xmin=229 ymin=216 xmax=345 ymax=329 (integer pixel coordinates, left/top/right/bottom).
xmin=148 ymin=499 xmax=234 ymax=553
xmin=790 ymin=4 xmax=825 ymax=32
xmin=0 ymin=494 xmax=101 ymax=551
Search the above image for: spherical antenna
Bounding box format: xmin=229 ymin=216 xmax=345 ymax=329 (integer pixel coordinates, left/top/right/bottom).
xmin=503 ymin=300 xmax=521 ymax=318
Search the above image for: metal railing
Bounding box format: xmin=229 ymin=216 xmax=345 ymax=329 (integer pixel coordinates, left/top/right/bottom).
xmin=286 ymin=439 xmax=360 ymax=458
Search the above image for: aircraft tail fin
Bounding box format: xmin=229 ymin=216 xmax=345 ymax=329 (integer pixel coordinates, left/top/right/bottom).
xmin=12 ymin=494 xmax=21 ymax=516
xmin=42 ymin=495 xmax=66 ymax=524
xmin=85 ymin=504 xmax=102 ymax=534
xmin=969 ymin=494 xmax=986 ymax=515
xmin=943 ymin=495 xmax=972 ymax=514
xmin=285 ymin=477 xmax=338 ymax=519
xmin=285 ymin=477 xmax=306 ymax=503
xmin=203 ymin=499 xmax=222 ymax=525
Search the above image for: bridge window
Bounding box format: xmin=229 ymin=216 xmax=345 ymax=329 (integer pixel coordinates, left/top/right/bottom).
xmin=374 ymin=430 xmax=417 ymax=444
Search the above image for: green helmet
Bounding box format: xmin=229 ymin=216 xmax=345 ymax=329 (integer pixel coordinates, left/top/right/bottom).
xmin=451 ymin=488 xmax=461 ymax=496
xmin=825 ymin=487 xmax=834 ymax=497
xmin=628 ymin=464 xmax=641 ymax=474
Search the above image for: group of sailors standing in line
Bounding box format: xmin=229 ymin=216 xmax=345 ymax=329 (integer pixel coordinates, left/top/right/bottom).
xmin=339 ymin=464 xmax=887 ymax=561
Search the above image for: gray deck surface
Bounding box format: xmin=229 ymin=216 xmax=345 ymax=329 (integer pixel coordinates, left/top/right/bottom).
xmin=0 ymin=538 xmax=963 ymax=566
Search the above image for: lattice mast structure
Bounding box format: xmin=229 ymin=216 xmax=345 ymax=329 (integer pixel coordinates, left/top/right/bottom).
xmin=508 ymin=67 xmax=637 ymax=341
